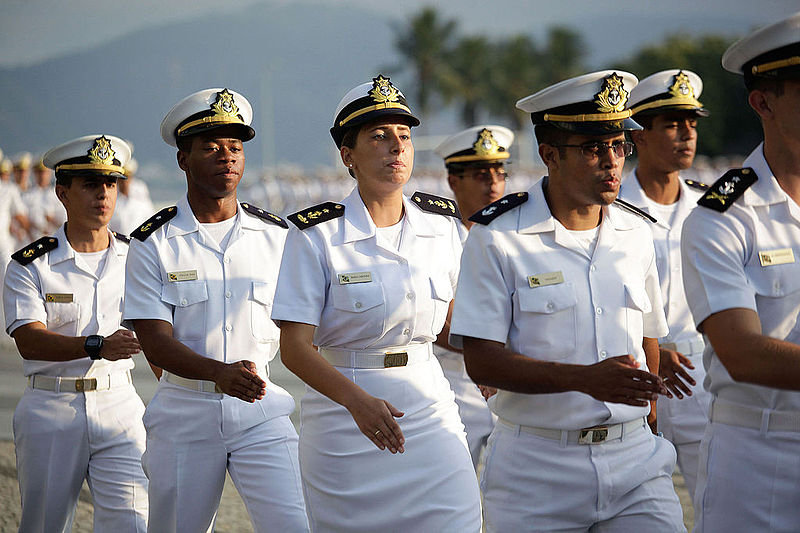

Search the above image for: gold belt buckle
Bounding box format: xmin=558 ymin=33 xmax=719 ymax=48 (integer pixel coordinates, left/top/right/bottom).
xmin=75 ymin=378 xmax=97 ymax=392
xmin=578 ymin=426 xmax=608 ymax=445
xmin=384 ymin=352 xmax=408 ymax=368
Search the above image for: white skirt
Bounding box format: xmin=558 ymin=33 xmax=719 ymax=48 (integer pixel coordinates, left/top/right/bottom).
xmin=298 ymin=355 xmax=482 ymax=532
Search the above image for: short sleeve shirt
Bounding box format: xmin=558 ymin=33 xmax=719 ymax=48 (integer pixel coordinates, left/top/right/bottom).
xmin=3 ymin=224 xmax=133 ymax=377
xmin=450 ymin=180 xmax=668 ymax=429
xmin=271 ymin=187 xmax=463 ymax=350
xmin=682 ymin=144 xmax=800 ymax=411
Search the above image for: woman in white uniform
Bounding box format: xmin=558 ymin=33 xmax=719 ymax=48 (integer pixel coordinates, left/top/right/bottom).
xmin=272 ymin=75 xmax=482 ymax=532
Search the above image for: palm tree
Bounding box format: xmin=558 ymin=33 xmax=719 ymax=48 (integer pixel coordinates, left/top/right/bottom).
xmin=488 ymin=35 xmax=544 ymax=130
xmin=438 ymin=36 xmax=495 ymax=126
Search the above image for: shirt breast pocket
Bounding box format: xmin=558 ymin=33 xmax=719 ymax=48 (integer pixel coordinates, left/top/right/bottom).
xmin=330 ymin=281 xmax=386 ymax=338
xmin=44 ymin=301 xmax=80 ymax=336
xmin=624 ymin=281 xmax=652 ymax=355
xmin=250 ymin=281 xmax=278 ymax=343
xmin=746 ymin=262 xmax=800 ymax=342
xmin=516 ymin=283 xmax=577 ymax=361
xmin=161 ymin=281 xmax=208 ymax=341
xmin=429 ymin=274 xmax=453 ymax=335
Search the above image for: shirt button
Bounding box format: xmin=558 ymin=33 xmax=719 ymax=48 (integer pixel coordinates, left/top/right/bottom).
xmin=590 ymin=265 xmax=597 ymax=272
xmin=595 ymin=307 xmax=603 ymax=315
xmin=225 ymin=291 xmax=232 ymax=298
xmin=180 ymin=298 xmax=188 ymax=307
xmin=600 ymin=350 xmax=607 ymax=359
xmin=546 ymin=302 xmax=555 ymax=312
xmin=225 ymin=324 xmax=232 ymax=331
xmin=403 ymin=328 xmax=411 ymax=335
xmin=224 ymin=257 xmax=231 ymax=264
xmin=355 ymin=301 xmax=363 ymax=309
xmin=406 ymin=292 xmax=414 ymax=300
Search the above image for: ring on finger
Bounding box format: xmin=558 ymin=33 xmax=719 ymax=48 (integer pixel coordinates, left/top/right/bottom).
xmin=374 ymin=429 xmax=382 ymax=436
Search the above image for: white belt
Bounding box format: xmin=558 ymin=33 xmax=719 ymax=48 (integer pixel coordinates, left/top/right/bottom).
xmin=710 ymin=398 xmax=800 ymax=433
xmin=319 ymin=343 xmax=432 ymax=368
xmin=661 ymin=336 xmax=704 ymax=356
xmin=164 ymin=371 xmax=221 ymax=393
xmin=498 ymin=417 xmax=646 ymax=445
xmin=28 ymin=370 xmax=132 ymax=393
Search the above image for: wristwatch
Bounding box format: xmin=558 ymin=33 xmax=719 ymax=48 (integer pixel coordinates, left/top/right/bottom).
xmin=84 ymin=335 xmax=104 ymax=360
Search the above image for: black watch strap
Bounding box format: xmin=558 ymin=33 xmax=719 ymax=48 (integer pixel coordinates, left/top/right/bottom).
xmin=84 ymin=335 xmax=104 ymax=360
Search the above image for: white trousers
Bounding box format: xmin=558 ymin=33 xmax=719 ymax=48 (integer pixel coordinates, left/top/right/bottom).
xmin=14 ymin=382 xmax=148 ymax=533
xmin=657 ymin=354 xmax=711 ymax=501
xmin=142 ymin=385 xmax=308 ymax=533
xmin=694 ymin=420 xmax=800 ymax=532
xmin=482 ymin=419 xmax=685 ymax=532
xmin=435 ymin=350 xmax=496 ymax=469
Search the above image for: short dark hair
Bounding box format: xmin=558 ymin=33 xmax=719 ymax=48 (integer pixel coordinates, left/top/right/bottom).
xmin=54 ymin=172 xmax=73 ymax=187
xmin=176 ymin=135 xmax=194 ymax=153
xmin=340 ymin=125 xmax=363 ymax=178
xmin=534 ymin=124 xmax=572 ymax=159
xmin=745 ymin=77 xmax=785 ymax=96
xmin=632 ymin=115 xmax=654 ymax=130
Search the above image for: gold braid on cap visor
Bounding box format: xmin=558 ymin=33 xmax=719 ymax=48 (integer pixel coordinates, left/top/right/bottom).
xmin=338 ymin=102 xmax=412 ymax=127
xmin=751 ymin=56 xmax=800 ymax=74
xmin=445 ymin=152 xmax=510 ymax=164
xmin=55 ymin=163 xmax=125 ymax=174
xmin=630 ymin=96 xmax=704 ymax=115
xmin=543 ymin=110 xmax=632 ymax=122
xmin=176 ymin=115 xmax=246 ymax=136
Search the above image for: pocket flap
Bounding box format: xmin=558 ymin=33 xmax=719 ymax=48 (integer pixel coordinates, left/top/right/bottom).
xmin=518 ymin=283 xmax=577 ymax=313
xmin=45 ymin=301 xmax=80 ymax=324
xmin=161 ymin=281 xmax=209 ymax=308
xmin=624 ymin=282 xmax=652 ymax=313
xmin=430 ymin=275 xmax=453 ymax=302
xmin=250 ymin=281 xmax=273 ymax=306
xmin=331 ymin=281 xmax=384 ymax=312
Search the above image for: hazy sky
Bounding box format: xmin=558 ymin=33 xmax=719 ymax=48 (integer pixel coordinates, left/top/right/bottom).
xmin=1 ymin=0 xmax=797 ymax=68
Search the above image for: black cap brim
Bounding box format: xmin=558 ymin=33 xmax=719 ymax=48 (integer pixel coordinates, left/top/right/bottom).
xmin=331 ymin=109 xmax=420 ymax=148
xmin=177 ymin=122 xmax=256 ymax=143
xmin=549 ymin=117 xmax=642 ymax=135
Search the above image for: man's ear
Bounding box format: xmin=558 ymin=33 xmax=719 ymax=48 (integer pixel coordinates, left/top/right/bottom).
xmin=747 ymin=89 xmax=775 ymax=122
xmin=538 ymin=143 xmax=561 ymax=170
xmin=55 ymin=183 xmax=69 ymax=205
xmin=177 ymin=150 xmax=189 ymax=172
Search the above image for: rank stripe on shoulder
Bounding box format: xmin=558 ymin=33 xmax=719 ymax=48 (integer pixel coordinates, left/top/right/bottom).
xmin=613 ymin=198 xmax=657 ymax=223
xmin=697 ymin=167 xmax=757 ymax=213
xmin=131 ymin=206 xmax=178 ymax=241
xmin=241 ymin=202 xmax=288 ymax=229
xmin=288 ymin=202 xmax=344 ymax=230
xmin=11 ymin=236 xmax=58 ymax=265
xmin=410 ymin=191 xmax=461 ymax=218
xmin=468 ymin=192 xmax=528 ymax=225
xmin=684 ymin=178 xmax=709 ymax=191
xmin=112 ymin=231 xmax=130 ymax=243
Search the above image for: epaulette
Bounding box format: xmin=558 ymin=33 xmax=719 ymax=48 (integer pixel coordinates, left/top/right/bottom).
xmin=131 ymin=206 xmax=178 ymax=241
xmin=468 ymin=192 xmax=528 ymax=225
xmin=112 ymin=231 xmax=130 ymax=243
xmin=12 ymin=236 xmax=58 ymax=265
xmin=697 ymin=168 xmax=757 ymax=213
xmin=684 ymin=179 xmax=709 ymax=191
xmin=612 ymin=198 xmax=657 ymax=223
xmin=240 ymin=202 xmax=288 ymax=229
xmin=288 ymin=202 xmax=344 ymax=230
xmin=410 ymin=192 xmax=461 ymax=218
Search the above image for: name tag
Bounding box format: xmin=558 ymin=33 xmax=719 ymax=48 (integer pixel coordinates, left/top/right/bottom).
xmin=168 ymin=270 xmax=198 ymax=282
xmin=759 ymin=248 xmax=795 ymax=267
xmin=45 ymin=293 xmax=73 ymax=303
xmin=528 ymin=271 xmax=564 ymax=288
xmin=338 ymin=272 xmax=372 ymax=285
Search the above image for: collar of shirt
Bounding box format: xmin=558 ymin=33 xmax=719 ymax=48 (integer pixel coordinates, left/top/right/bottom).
xmin=741 ymin=142 xmax=789 ymax=208
xmin=336 ymin=185 xmax=440 ymax=245
xmin=619 ymin=168 xmax=697 ymax=230
xmin=165 ymin=195 xmax=265 ymax=239
xmin=48 ymin=223 xmax=126 ymax=268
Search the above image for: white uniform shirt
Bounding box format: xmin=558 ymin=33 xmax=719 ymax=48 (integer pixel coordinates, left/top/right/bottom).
xmin=123 ymin=196 xmax=285 ymax=368
xmin=451 ymin=180 xmax=668 ymax=429
xmin=110 ymin=194 xmax=155 ymax=236
xmin=682 ymin=143 xmax=800 ymax=411
xmin=271 ymin=186 xmax=462 ymax=349
xmin=619 ymin=171 xmax=703 ymax=348
xmin=3 ymin=224 xmax=133 ymax=377
xmin=0 ymin=181 xmax=27 ymax=248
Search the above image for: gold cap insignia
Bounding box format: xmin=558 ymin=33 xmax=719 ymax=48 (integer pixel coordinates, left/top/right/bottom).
xmin=474 ymin=129 xmax=500 ymax=157
xmin=211 ymin=89 xmax=240 ymax=119
xmin=369 ymin=75 xmax=400 ymax=104
xmin=594 ymin=73 xmax=629 ymax=114
xmin=668 ymin=71 xmax=695 ymax=99
xmin=88 ymin=136 xmax=116 ymax=165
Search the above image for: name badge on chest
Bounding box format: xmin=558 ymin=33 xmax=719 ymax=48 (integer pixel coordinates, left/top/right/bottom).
xmin=758 ymin=248 xmax=795 ymax=267
xmin=45 ymin=293 xmax=73 ymax=303
xmin=168 ymin=270 xmax=198 ymax=282
xmin=528 ymin=271 xmax=564 ymax=288
xmin=338 ymin=272 xmax=372 ymax=285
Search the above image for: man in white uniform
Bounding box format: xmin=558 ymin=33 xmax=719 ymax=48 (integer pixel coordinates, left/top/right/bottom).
xmin=451 ymin=71 xmax=685 ymax=532
xmin=432 ymin=125 xmax=513 ymax=468
xmin=123 ymin=88 xmax=308 ymax=532
xmin=618 ymin=69 xmax=712 ymax=500
xmin=4 ymin=134 xmax=148 ymax=531
xmin=681 ymin=13 xmax=800 ymax=532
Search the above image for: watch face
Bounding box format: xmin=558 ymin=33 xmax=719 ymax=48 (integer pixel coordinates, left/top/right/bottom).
xmin=87 ymin=337 xmax=102 ymax=348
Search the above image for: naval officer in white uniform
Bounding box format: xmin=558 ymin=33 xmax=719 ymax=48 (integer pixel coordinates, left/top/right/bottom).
xmin=682 ymin=12 xmax=800 ymax=532
xmin=123 ymin=88 xmax=308 ymax=532
xmin=450 ymin=71 xmax=685 ymax=532
xmin=4 ymin=134 xmax=148 ymax=532
xmin=273 ymin=75 xmax=482 ymax=532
